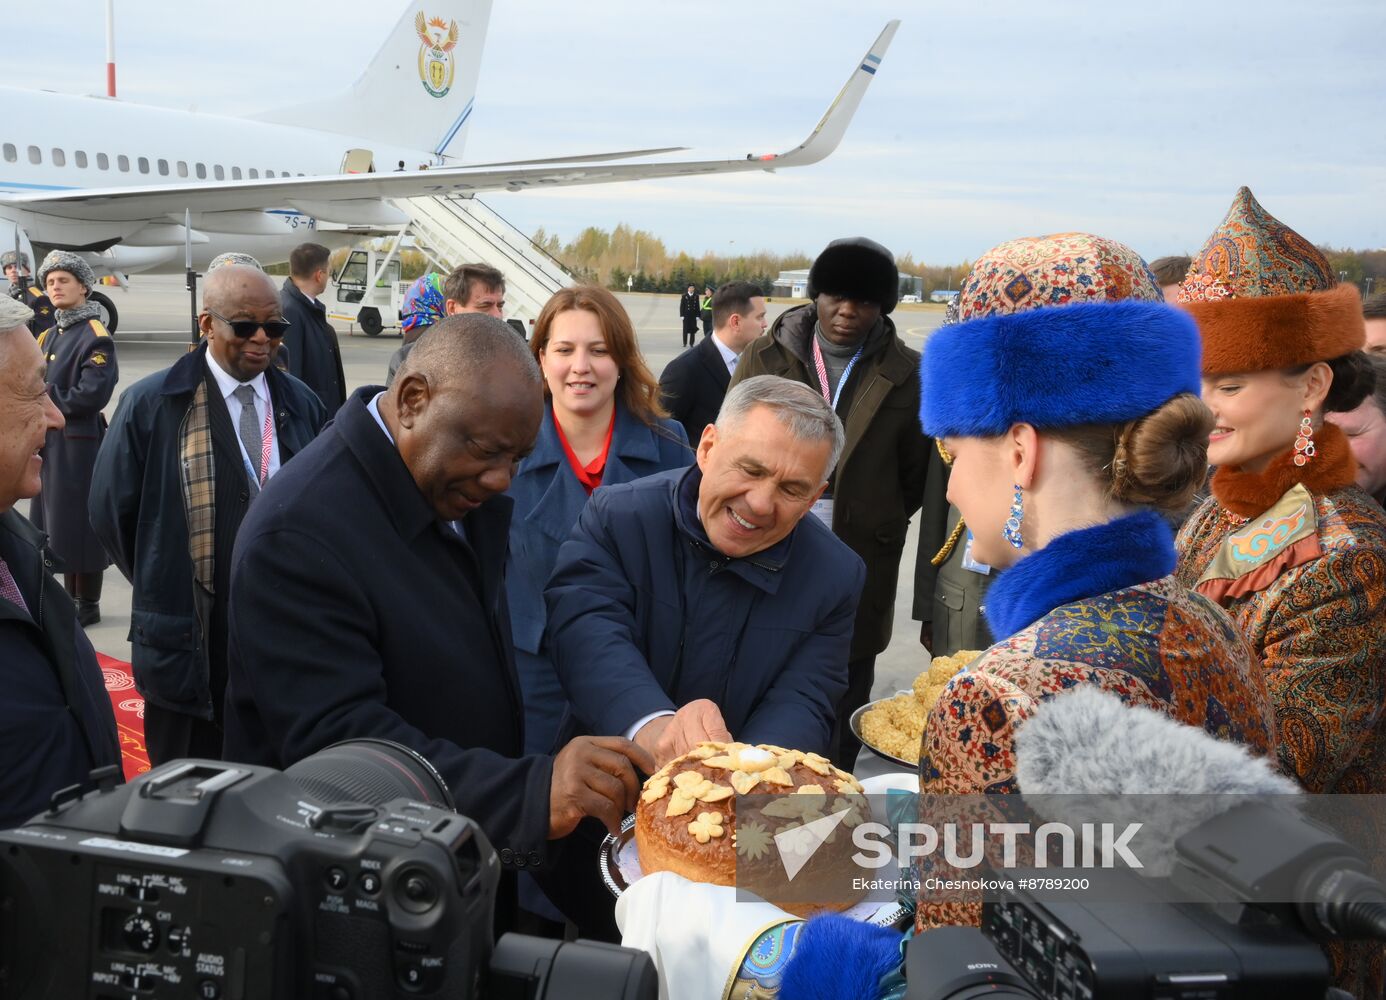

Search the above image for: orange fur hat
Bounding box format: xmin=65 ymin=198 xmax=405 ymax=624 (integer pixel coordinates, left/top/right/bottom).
xmin=1185 ymin=284 xmax=1365 ymax=376
xmin=1178 ymin=187 xmax=1365 ymax=375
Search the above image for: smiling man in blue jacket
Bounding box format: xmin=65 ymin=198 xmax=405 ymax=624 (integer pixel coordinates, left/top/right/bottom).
xmin=545 ymin=375 xmax=866 ymax=766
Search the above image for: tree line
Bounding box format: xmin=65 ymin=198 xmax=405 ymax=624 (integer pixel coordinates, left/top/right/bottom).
xmin=270 ymin=229 xmax=1386 ymax=299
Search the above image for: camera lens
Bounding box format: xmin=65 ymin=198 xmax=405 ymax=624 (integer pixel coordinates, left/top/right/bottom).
xmin=284 ymin=739 xmax=455 ymax=811
xmin=905 ymin=927 xmax=1040 ymax=999
xmin=490 ymin=935 xmax=658 ymax=1000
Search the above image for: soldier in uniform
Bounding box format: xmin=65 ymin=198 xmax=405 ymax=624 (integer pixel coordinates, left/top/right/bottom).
xmin=3 ymin=250 xmax=53 ymax=337
xmin=29 ymin=250 xmax=117 ymax=626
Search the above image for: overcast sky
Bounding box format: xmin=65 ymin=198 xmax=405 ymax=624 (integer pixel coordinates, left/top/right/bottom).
xmin=5 ymin=1 xmax=1382 ymax=263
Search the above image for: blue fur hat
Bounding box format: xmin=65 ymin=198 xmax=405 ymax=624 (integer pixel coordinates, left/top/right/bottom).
xmin=920 ymin=300 xmax=1201 ymax=438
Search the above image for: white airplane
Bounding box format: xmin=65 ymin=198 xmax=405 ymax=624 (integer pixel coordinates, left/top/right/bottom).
xmin=0 ymin=1 xmax=898 ymax=282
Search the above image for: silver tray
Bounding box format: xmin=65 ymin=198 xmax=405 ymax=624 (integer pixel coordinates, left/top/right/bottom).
xmin=850 ymin=693 xmax=919 ymax=770
xmin=600 ymin=813 xmax=910 ymax=927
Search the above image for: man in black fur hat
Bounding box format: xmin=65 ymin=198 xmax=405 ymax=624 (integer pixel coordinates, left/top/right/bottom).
xmin=731 ymin=237 xmax=931 ymax=765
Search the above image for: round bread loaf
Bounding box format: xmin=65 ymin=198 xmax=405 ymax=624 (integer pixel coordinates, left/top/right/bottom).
xmin=633 ymin=741 xmax=865 ymax=915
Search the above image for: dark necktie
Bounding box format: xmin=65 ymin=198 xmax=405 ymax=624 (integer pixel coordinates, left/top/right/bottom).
xmin=233 ymin=384 xmax=262 ymax=495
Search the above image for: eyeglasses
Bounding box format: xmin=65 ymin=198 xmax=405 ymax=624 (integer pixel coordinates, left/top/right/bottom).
xmin=207 ymin=309 xmax=291 ymax=339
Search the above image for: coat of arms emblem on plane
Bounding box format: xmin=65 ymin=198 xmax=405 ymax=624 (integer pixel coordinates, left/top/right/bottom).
xmin=416 ymin=12 xmax=460 ymax=98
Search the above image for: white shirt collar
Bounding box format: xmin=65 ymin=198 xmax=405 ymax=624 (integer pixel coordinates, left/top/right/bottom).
xmin=366 ymin=391 xmax=395 ymax=445
xmin=205 ymin=349 xmax=269 ymax=403
xmin=710 ymin=331 xmax=739 ymax=370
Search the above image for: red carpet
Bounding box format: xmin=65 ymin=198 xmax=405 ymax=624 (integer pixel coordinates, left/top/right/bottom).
xmin=96 ymin=653 xmax=150 ymax=780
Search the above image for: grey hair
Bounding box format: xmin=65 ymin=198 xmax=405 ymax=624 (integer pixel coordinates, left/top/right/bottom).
xmin=0 ymin=294 xmax=34 ymax=331
xmin=716 ymin=375 xmax=844 ymax=476
xmin=208 ymin=251 xmax=264 ymax=272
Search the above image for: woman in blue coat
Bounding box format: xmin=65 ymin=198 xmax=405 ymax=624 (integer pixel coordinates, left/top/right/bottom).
xmin=507 ymin=285 xmax=691 ymax=756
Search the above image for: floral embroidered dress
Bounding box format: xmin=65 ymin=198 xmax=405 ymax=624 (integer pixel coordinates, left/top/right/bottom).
xmin=913 ymin=511 xmax=1277 ymax=936
xmin=918 ymin=511 xmax=1277 ymax=799
xmin=1176 ymin=423 xmax=1386 ymax=795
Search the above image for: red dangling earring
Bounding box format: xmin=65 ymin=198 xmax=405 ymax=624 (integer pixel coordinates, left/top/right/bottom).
xmin=1293 ymin=409 xmax=1315 ymax=467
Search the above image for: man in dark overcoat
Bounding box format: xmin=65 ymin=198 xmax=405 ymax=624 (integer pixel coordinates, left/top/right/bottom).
xmin=90 ymin=265 xmax=327 ymax=765
xmin=222 ymin=315 xmax=654 ymax=935
xmin=730 ymin=237 xmax=931 ymax=765
xmin=658 ymin=280 xmax=767 ymax=444
xmin=0 ymin=295 xmax=120 ymax=828
xmin=280 ymin=242 xmax=345 ymax=411
xmin=678 ymin=283 xmax=701 ymax=348
xmin=29 ymin=250 xmax=117 ymax=626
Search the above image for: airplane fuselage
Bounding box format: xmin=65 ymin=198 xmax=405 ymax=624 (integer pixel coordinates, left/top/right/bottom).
xmin=0 ymin=86 xmax=429 ymax=273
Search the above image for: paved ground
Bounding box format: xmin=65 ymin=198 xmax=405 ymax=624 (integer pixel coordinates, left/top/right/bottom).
xmin=81 ymin=277 xmax=946 ymax=701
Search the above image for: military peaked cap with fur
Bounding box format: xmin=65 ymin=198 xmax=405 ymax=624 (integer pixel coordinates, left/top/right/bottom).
xmin=37 ymin=249 xmax=96 ymax=291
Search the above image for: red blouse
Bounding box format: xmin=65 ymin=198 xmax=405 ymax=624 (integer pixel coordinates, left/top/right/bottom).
xmin=554 ymin=407 xmax=616 ymax=495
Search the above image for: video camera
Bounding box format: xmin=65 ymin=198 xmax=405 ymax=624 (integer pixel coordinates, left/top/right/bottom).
xmin=906 ymin=801 xmax=1386 ymax=999
xmin=0 ymin=741 xmax=658 ymax=999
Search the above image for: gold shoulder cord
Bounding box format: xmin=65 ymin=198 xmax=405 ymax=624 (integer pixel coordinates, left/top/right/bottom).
xmin=931 ymin=517 xmax=966 ymax=566
xmin=930 ymin=439 xmax=966 ymax=566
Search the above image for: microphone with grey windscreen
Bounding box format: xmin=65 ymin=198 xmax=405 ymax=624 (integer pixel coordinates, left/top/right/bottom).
xmin=1015 ymin=686 xmax=1386 ymax=943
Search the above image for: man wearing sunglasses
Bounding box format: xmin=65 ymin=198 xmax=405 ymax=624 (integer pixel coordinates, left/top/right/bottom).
xmin=90 ymin=264 xmax=327 ymax=765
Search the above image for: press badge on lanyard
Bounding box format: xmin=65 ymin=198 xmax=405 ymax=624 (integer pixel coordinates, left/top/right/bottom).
xmin=960 ymin=530 xmax=991 ymax=575
xmin=809 ymin=337 xmax=863 ymax=532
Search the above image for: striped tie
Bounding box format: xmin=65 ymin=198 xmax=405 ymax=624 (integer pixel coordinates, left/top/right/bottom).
xmin=233 ymin=384 xmax=262 ymax=496
xmin=0 ymin=556 xmax=28 ymax=615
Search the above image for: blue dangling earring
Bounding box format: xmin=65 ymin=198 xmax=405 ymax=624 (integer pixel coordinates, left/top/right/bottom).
xmin=1003 ymin=484 xmax=1024 ymax=549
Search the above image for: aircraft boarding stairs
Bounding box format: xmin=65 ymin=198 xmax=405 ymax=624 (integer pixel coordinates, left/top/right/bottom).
xmin=391 ymin=194 xmax=573 ymax=333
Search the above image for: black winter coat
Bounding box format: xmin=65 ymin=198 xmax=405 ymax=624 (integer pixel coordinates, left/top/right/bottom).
xmin=222 ymin=389 xmax=553 ymax=879
xmin=731 ymin=305 xmax=931 ymax=660
xmin=678 ymin=290 xmax=701 ymax=333
xmin=280 ymin=279 xmax=346 ymax=411
xmin=89 ymin=344 xmax=327 ymax=718
xmin=29 ymin=315 xmax=117 ymax=573
xmin=0 ymin=509 xmax=120 ymax=828
xmin=658 ymin=335 xmax=732 ymax=445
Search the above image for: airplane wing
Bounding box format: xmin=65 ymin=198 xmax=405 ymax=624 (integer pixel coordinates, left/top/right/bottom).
xmin=0 ymin=22 xmax=898 ymax=226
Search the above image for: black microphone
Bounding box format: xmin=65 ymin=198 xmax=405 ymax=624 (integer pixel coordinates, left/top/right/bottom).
xmin=1015 ymin=686 xmax=1386 ymax=943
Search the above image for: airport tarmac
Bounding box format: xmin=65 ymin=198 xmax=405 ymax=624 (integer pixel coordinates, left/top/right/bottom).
xmin=81 ymin=275 xmax=947 ymax=702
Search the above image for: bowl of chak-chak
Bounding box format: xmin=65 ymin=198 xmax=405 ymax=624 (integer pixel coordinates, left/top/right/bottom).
xmin=608 ymin=741 xmax=868 ymax=917
xmin=854 ymin=650 xmax=983 ymax=766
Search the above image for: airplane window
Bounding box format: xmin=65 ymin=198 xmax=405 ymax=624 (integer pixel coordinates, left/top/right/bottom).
xmin=51 ymin=149 xmax=65 ymax=167
xmin=158 ymin=159 xmax=169 ymax=176
xmin=248 ymin=168 xmax=259 ymax=179
xmin=75 ymin=150 xmax=88 ymax=168
xmin=2 ymin=144 xmax=14 ymax=163
xmin=195 ymin=163 xmax=206 ymax=180
xmin=214 ymin=165 xmax=225 ymax=180
xmin=117 ymin=155 xmax=129 ymax=172
xmin=27 ymin=146 xmax=40 ymax=164
xmin=177 ymin=161 xmax=188 ymax=178
xmin=231 ymin=166 xmax=242 ymax=180
xmin=96 ymin=152 xmax=109 ymax=170
xmin=138 ymin=157 xmax=150 ymax=174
